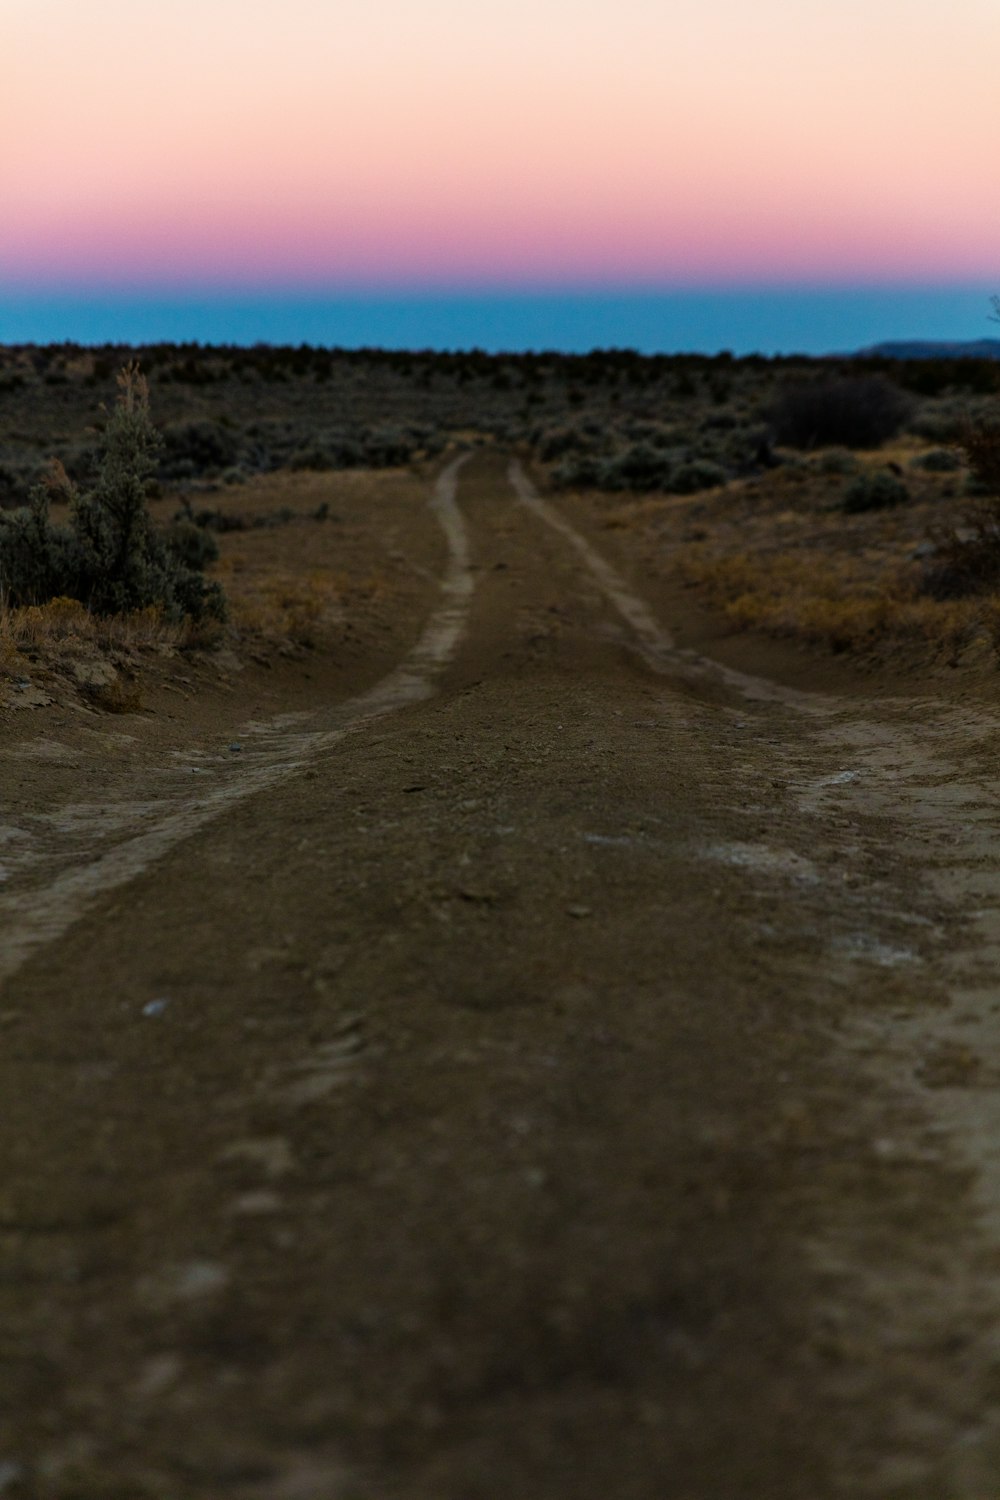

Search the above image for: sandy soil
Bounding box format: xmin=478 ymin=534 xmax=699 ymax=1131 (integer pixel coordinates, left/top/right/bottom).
xmin=3 ymin=451 xmax=1000 ymax=1498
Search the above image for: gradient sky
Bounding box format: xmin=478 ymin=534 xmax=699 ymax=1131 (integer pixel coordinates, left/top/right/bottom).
xmin=4 ymin=0 xmax=1000 ymax=346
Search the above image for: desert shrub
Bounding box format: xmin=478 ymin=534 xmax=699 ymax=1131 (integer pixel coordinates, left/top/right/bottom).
xmin=670 ymin=458 xmax=728 ymax=494
xmin=699 ymin=410 xmax=739 ymax=431
xmin=921 ymin=532 xmax=1000 ymax=599
xmin=911 ymin=447 xmax=961 ymax=473
xmin=922 ymin=416 xmax=1000 ymax=598
xmin=961 ymin=415 xmax=1000 ymax=492
xmin=766 ymin=375 xmax=912 ymax=450
xmin=551 ymin=443 xmax=729 ymax=495
xmin=536 ymin=426 xmax=596 ymax=461
xmin=160 ymin=419 xmax=240 ymax=479
xmin=361 ymin=426 xmax=415 ymax=466
xmin=907 ymin=397 xmax=997 ymax=444
xmin=179 ymin=504 xmax=248 ymax=533
xmin=601 ymin=442 xmax=676 ymax=491
xmin=0 ymin=365 xmax=225 ymax=621
xmin=328 ymin=435 xmax=365 ymax=467
xmin=290 ymin=425 xmax=424 ymax=471
xmin=816 ymin=448 xmax=858 ymax=475
xmin=0 ymin=487 xmax=81 ymax=604
xmin=290 ymin=444 xmax=335 ymax=472
xmin=0 ymin=461 xmax=37 ymax=510
xmin=551 ymin=454 xmax=603 ymax=489
xmin=841 ymin=471 xmax=910 ymax=513
xmin=165 ymin=518 xmax=220 ymax=571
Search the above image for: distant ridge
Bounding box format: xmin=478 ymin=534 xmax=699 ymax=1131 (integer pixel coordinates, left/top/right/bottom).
xmin=856 ymin=339 xmax=1000 ymax=360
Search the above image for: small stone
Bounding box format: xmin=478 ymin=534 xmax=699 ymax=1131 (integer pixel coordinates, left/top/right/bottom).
xmin=142 ymin=998 xmax=169 ymax=1017
xmin=228 ymin=1190 xmax=281 ymax=1216
xmin=217 ymin=1136 xmax=295 ymax=1180
xmin=72 ymin=659 xmax=118 ymax=688
xmin=137 ymin=1260 xmax=230 ymax=1308
xmin=565 ymin=905 xmax=592 ymax=919
xmin=134 ymin=1352 xmax=183 ymax=1398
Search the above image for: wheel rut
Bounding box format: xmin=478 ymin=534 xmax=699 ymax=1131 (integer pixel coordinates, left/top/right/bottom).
xmin=0 ymin=455 xmax=475 ymax=986
xmin=4 ymin=453 xmax=1000 ymax=1497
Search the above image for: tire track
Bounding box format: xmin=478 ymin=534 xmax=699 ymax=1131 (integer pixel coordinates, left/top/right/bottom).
xmin=508 ymin=458 xmax=820 ymax=709
xmin=0 ymin=455 xmax=475 ymax=988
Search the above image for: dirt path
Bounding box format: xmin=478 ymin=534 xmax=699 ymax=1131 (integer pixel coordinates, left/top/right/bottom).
xmin=3 ymin=452 xmax=1000 ymax=1498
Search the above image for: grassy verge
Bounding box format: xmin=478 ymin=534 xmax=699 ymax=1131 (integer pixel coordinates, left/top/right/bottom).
xmin=600 ymin=439 xmax=1000 ymax=672
xmin=674 ymin=547 xmax=1000 ymax=663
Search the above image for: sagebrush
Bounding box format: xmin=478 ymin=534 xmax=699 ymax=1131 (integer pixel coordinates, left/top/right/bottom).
xmin=0 ymin=363 xmax=225 ymax=621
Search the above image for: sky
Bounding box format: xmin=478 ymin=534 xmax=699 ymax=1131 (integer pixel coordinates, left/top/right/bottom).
xmin=4 ymin=0 xmax=1000 ymax=350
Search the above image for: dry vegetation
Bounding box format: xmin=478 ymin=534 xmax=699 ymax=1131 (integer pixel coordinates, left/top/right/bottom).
xmin=4 ymin=339 xmax=1000 ymax=703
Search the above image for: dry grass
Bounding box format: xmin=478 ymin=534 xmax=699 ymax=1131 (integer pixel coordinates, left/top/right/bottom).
xmin=619 ymin=439 xmax=1000 ymax=669
xmin=675 ymin=545 xmax=996 ymax=662
xmin=214 ymin=561 xmax=345 ymax=648
xmin=0 ymin=595 xmax=177 ymax=653
xmin=0 ymin=595 xmax=227 ymax=708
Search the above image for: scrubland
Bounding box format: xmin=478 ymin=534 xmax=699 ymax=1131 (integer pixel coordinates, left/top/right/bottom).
xmin=3 ymin=338 xmax=999 ymax=709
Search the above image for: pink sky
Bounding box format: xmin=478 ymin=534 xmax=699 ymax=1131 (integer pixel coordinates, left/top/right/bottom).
xmin=5 ymin=0 xmax=1000 ymax=287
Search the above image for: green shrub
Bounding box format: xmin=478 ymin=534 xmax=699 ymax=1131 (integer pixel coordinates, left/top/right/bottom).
xmin=911 ymin=447 xmax=961 ymax=472
xmin=669 ymin=458 xmax=728 ymax=494
xmin=601 ymin=442 xmax=675 ymax=491
xmin=165 ymin=518 xmax=220 ymax=571
xmin=841 ymin=471 xmax=909 ymax=513
xmin=0 ymin=484 xmax=81 ymax=604
xmin=922 ymin=415 xmax=1000 ymax=598
xmin=160 ymin=419 xmax=240 ymax=479
xmin=0 ymin=364 xmax=225 ymax=621
xmin=816 ymin=448 xmax=858 ymax=475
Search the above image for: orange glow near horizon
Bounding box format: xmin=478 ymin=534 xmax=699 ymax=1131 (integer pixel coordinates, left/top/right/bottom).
xmin=5 ymin=0 xmax=1000 ymax=287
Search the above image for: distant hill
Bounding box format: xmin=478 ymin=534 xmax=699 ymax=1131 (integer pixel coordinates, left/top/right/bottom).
xmin=855 ymin=339 xmax=1000 ymax=360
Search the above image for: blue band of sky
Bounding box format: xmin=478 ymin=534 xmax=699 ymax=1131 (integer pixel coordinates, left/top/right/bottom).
xmin=0 ymin=285 xmax=995 ymax=355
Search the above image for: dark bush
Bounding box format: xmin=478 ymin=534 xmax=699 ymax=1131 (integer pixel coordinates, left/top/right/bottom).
xmin=911 ymin=447 xmax=961 ymax=472
xmin=551 ymin=442 xmax=728 ymax=495
xmin=961 ymin=415 xmax=1000 ymax=493
xmin=841 ymin=471 xmax=909 ymax=513
xmin=160 ymin=420 xmax=241 ymax=479
xmin=669 ymin=458 xmax=728 ymax=494
xmin=766 ymin=375 xmax=913 ymax=450
xmin=0 ymin=365 xmax=225 ymax=621
xmin=908 ymin=401 xmax=976 ymax=444
xmin=602 ymin=442 xmax=675 ymax=491
xmin=550 ymin=454 xmax=603 ymax=490
xmin=361 ymin=427 xmax=415 ymax=466
xmin=0 ymin=487 xmax=81 ymax=603
xmin=165 ymin=519 xmax=220 ymax=571
xmin=290 ymin=444 xmax=335 ymax=472
xmin=922 ymin=415 xmax=1000 ymax=597
xmin=816 ymin=448 xmax=858 ymax=475
xmin=0 ymin=461 xmax=36 ymax=510
xmin=536 ymin=426 xmax=595 ymax=461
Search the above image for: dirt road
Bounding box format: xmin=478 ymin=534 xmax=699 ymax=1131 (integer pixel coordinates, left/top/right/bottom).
xmin=3 ymin=452 xmax=1000 ymax=1498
